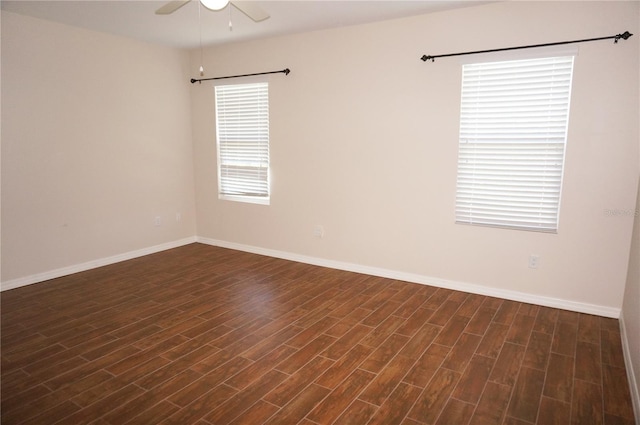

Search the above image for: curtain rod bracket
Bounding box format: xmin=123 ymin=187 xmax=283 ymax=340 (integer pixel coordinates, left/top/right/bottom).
xmin=190 ymin=68 xmax=290 ymax=84
xmin=421 ymin=31 xmax=633 ymax=62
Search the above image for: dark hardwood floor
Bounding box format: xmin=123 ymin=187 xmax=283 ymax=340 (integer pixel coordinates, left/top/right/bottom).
xmin=1 ymin=243 xmax=635 ymax=424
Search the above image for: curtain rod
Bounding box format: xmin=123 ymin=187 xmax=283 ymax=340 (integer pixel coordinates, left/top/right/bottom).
xmin=191 ymin=68 xmax=290 ymax=84
xmin=420 ymin=31 xmax=633 ymax=62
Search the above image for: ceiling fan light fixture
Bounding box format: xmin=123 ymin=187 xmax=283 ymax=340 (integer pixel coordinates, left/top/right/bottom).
xmin=200 ymin=0 xmax=229 ymax=11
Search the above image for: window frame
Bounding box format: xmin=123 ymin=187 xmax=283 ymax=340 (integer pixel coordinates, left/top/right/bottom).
xmin=454 ymin=53 xmax=576 ymax=233
xmin=214 ymin=78 xmax=270 ymax=205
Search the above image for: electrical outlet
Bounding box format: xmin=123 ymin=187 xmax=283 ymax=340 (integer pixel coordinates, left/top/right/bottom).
xmin=154 ymin=216 xmax=162 ymax=226
xmin=528 ymin=254 xmax=540 ymax=269
xmin=313 ymin=225 xmax=325 ymax=239
xmin=176 ymin=212 xmax=182 ymax=222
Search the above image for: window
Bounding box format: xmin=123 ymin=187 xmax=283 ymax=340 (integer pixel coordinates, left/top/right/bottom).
xmin=455 ymin=55 xmax=575 ymax=232
xmin=215 ymin=81 xmax=270 ymax=204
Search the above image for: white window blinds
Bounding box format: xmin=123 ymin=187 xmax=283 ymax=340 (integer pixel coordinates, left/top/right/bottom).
xmin=456 ymin=56 xmax=575 ymax=232
xmin=215 ymin=81 xmax=270 ymax=202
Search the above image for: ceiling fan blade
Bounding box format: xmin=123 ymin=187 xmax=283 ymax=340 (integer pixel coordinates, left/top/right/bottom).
xmin=155 ymin=0 xmax=191 ymax=15
xmin=231 ymin=1 xmax=270 ymax=22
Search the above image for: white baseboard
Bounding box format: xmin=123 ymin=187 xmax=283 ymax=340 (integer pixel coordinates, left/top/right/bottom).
xmin=197 ymin=237 xmax=621 ymax=319
xmin=0 ymin=236 xmax=198 ymax=292
xmin=1 ymin=235 xmax=622 ymax=319
xmin=619 ymin=315 xmax=640 ymax=424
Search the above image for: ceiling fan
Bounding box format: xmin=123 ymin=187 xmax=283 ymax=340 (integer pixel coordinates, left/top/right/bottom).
xmin=155 ymin=0 xmax=270 ymax=22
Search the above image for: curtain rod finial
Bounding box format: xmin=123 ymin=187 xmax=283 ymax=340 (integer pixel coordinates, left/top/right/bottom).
xmin=421 ymin=55 xmax=434 ymax=62
xmin=615 ymin=31 xmax=633 ymax=43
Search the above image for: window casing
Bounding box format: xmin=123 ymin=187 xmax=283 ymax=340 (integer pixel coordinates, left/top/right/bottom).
xmin=455 ymin=55 xmax=575 ymax=233
xmin=215 ymin=81 xmax=270 ymax=204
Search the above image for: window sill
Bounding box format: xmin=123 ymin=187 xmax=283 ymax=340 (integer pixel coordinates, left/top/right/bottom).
xmin=219 ymin=194 xmax=270 ymax=205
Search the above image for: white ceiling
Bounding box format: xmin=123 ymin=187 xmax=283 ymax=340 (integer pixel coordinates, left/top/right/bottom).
xmin=1 ymin=0 xmax=488 ymax=49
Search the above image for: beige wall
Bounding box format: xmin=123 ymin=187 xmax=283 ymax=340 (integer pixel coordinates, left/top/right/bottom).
xmin=1 ymin=12 xmax=197 ymax=283
xmin=621 ymin=4 xmax=640 ymax=411
xmin=192 ymin=1 xmax=639 ymax=314
xmin=622 ymin=177 xmax=640 ymax=419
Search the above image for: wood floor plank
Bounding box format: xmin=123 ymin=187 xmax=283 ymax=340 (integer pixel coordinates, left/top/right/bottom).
xmin=365 ymin=382 xmax=423 ymax=425
xmin=227 ymin=399 xmax=280 ymax=425
xmin=360 ymin=315 xmax=407 ymax=348
xmin=506 ymin=313 xmax=535 ymax=345
xmin=537 ymin=396 xmax=571 ymax=425
xmin=398 ymin=323 xmax=440 ymax=359
xmin=205 ymin=369 xmax=288 ymax=424
xmin=440 ymin=332 xmax=481 ymax=372
xmin=575 ymin=340 xmax=602 ymax=384
xmin=361 ymin=300 xmax=403 ymax=327
xmin=543 ymin=353 xmax=574 ymax=403
xmin=307 ymin=369 xmax=375 ymax=424
xmin=602 ymin=364 xmax=635 ymax=420
xmin=321 ymin=324 xmax=372 ymax=360
xmin=403 ymin=343 xmax=450 ymax=388
xmin=264 ymin=355 xmax=335 ymax=407
xmin=170 ymin=356 xmax=251 ymax=407
xmin=601 ymin=329 xmax=626 ymax=368
xmin=433 ymin=315 xmax=470 ymax=347
xmin=464 ymin=306 xmax=497 ymax=336
xmin=286 ymin=316 xmax=339 ymax=349
xmin=396 ymin=308 xmax=436 ymax=337
xmin=475 ymin=322 xmax=510 ymax=358
xmin=428 ymin=300 xmax=462 ymax=326
xmin=533 ymin=306 xmax=558 ymax=334
xmin=331 ymin=399 xmax=377 ymax=425
xmin=69 ymin=375 xmax=133 ymax=408
xmin=468 ymin=381 xmax=511 ymax=425
xmin=423 ymin=288 xmax=453 ymax=310
xmin=264 ymin=383 xmax=330 ymax=425
xmin=493 ymin=300 xmax=520 ymax=325
xmin=1 ymin=389 xmax=68 ymax=424
xmin=407 ymin=368 xmax=461 ymax=424
xmin=163 ymin=383 xmax=237 ymax=425
xmin=0 ymin=243 xmax=634 ymax=425
xmin=359 ymin=333 xmax=410 ymax=374
xmin=21 ymin=400 xmax=82 ymax=425
xmin=277 ymin=334 xmax=337 ymax=375
xmin=228 ymin=344 xmax=296 ymax=389
xmin=58 ymin=384 xmax=145 ymax=425
xmin=577 ymin=314 xmax=601 ymax=344
xmin=315 ymin=344 xmax=374 ymax=389
xmin=434 ymin=399 xmax=475 ymax=425
xmin=506 ymin=366 xmax=545 ymax=423
xmin=1 ymin=384 xmax=52 ymax=415
xmin=489 ymin=342 xmax=526 ymax=387
xmin=393 ymin=291 xmax=431 ymax=318
xmin=451 ymin=354 xmax=495 ymax=404
xmin=358 ymin=352 xmax=417 ymax=406
xmin=571 ymin=379 xmax=604 ymax=425
xmin=551 ymin=321 xmax=578 ymax=357
xmin=240 ymin=324 xmax=304 ymax=361
xmin=521 ymin=331 xmax=552 ymax=371
xmin=124 ymin=400 xmax=179 ymax=425
xmin=456 ymin=294 xmax=485 ymax=318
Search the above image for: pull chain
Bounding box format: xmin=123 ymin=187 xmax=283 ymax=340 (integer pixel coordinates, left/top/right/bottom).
xmin=199 ymin=1 xmax=204 ymax=76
